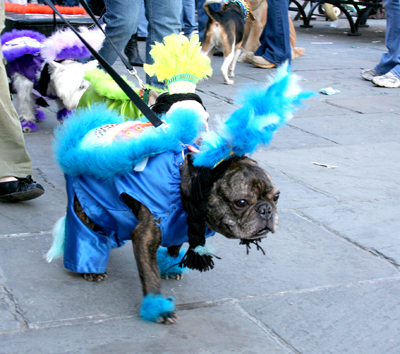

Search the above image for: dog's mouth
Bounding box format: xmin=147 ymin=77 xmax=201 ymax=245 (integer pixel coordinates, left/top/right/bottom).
xmin=224 ymin=224 xmax=270 ymax=239
xmin=255 ymin=225 xmax=270 ymax=237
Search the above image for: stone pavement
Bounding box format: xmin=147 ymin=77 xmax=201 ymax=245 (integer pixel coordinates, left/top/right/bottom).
xmin=1 ymin=17 xmax=399 ymax=354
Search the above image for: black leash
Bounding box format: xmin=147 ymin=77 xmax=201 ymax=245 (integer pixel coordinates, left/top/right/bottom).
xmin=42 ymin=0 xmax=164 ymax=128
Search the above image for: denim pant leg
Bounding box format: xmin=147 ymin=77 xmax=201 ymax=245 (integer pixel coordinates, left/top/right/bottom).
xmin=254 ymin=0 xmax=291 ymax=65
xmin=145 ymin=0 xmax=182 ymax=87
xmin=374 ymin=0 xmax=400 ymax=78
xmin=182 ymin=0 xmax=197 ymax=35
xmin=98 ymin=0 xmax=141 ymax=65
xmin=197 ymin=0 xmax=219 ymax=42
xmin=138 ymin=0 xmax=148 ymax=38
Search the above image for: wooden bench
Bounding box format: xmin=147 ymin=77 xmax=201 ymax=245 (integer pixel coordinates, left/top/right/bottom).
xmin=289 ymin=0 xmax=384 ymax=36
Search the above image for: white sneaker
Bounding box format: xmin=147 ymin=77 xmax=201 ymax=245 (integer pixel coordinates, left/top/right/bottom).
xmin=372 ymin=71 xmax=400 ymax=88
xmin=360 ymin=68 xmax=379 ymax=81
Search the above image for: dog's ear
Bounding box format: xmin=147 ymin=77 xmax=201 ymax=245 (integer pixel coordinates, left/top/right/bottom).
xmin=181 ymin=152 xmax=201 ymax=197
xmin=248 ymin=10 xmax=256 ymax=21
xmin=48 ymin=61 xmax=65 ymax=72
xmin=148 ymin=90 xmax=160 ymax=106
xmin=187 ymin=152 xmax=201 ymax=177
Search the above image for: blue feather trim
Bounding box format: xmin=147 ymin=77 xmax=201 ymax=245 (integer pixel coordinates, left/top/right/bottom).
xmin=140 ymin=293 xmax=175 ymax=322
xmin=157 ymin=247 xmax=189 ymax=277
xmin=53 ymin=103 xmax=204 ymax=180
xmin=193 ymin=63 xmax=315 ymax=167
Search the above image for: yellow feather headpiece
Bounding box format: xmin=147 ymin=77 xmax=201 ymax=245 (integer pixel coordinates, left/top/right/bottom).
xmin=144 ymin=34 xmax=213 ymax=94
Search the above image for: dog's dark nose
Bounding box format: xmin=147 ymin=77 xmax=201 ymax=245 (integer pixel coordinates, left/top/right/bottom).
xmin=256 ymin=203 xmax=272 ymax=218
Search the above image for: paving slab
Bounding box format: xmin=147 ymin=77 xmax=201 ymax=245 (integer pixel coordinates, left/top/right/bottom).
xmin=0 ymin=182 xmax=66 ymax=235
xmin=0 ymin=303 xmax=288 ymax=354
xmin=289 ymin=112 xmax=400 ymax=145
xmin=0 ymin=211 xmax=395 ymax=327
xmin=256 ymin=142 xmax=400 ymax=202
xmin=239 ymin=278 xmax=400 ymax=354
xmin=326 ymin=94 xmax=400 ymax=114
xmin=299 ymin=199 xmax=400 ymax=266
xmin=0 ymin=289 xmax=20 ymax=332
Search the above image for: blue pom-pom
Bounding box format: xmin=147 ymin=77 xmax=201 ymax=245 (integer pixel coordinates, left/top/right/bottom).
xmin=157 ymin=247 xmax=190 ymax=278
xmin=140 ymin=293 xmax=175 ymax=322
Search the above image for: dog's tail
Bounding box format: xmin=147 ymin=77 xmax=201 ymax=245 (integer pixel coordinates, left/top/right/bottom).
xmin=203 ymin=0 xmax=223 ymax=22
xmin=44 ymin=215 xmax=66 ymax=263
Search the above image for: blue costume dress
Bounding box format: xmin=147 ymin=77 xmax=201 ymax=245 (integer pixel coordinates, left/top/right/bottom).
xmin=63 ymin=148 xmax=215 ymax=274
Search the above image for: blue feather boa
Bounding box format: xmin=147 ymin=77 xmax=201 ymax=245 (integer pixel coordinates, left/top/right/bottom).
xmin=53 ymin=103 xmax=204 ymax=180
xmin=157 ymin=247 xmax=189 ymax=278
xmin=140 ymin=293 xmax=175 ymax=322
xmin=193 ymin=63 xmax=315 ymax=167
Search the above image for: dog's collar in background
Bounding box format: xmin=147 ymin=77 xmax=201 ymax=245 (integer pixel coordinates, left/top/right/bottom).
xmin=223 ymin=0 xmax=251 ymax=21
xmin=251 ymin=0 xmax=264 ymax=11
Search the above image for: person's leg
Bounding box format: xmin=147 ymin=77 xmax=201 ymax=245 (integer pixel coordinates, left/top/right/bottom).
xmin=0 ymin=1 xmax=44 ymax=201
xmin=0 ymin=2 xmax=32 ymax=179
xmin=145 ymin=0 xmax=182 ymax=87
xmin=182 ymin=0 xmax=197 ymax=38
xmin=374 ymin=0 xmax=400 ymax=77
xmin=137 ymin=0 xmax=148 ymax=38
xmin=98 ymin=0 xmax=141 ymax=65
xmin=253 ymin=0 xmax=291 ymax=66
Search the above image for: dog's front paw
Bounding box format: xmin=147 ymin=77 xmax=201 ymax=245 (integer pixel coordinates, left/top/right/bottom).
xmin=225 ymin=79 xmax=234 ymax=85
xmin=157 ymin=247 xmax=189 ymax=280
xmin=20 ymin=119 xmax=38 ymax=133
xmin=140 ymin=293 xmax=178 ymax=324
xmin=82 ymin=272 xmax=108 ymax=282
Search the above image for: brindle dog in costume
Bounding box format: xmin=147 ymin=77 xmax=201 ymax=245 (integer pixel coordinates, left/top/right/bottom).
xmin=46 ymin=34 xmax=313 ymax=324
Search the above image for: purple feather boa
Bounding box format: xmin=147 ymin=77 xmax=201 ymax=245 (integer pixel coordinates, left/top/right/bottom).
xmin=1 ymin=30 xmax=46 ymax=62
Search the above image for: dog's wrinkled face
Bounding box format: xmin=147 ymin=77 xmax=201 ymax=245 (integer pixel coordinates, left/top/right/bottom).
xmin=206 ymin=158 xmax=279 ymax=240
xmin=181 ymin=156 xmax=279 ymax=241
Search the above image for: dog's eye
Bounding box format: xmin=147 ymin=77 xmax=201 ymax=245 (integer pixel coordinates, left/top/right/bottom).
xmin=234 ymin=199 xmax=248 ymax=208
xmin=273 ymin=193 xmax=280 ymax=202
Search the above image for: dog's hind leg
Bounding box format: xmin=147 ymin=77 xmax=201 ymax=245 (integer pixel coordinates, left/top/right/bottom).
xmin=73 ymin=197 xmax=108 ymax=283
xmin=221 ymin=45 xmax=235 ymax=84
xmin=12 ymin=73 xmax=37 ymax=132
xmin=228 ymin=47 xmax=242 ymax=78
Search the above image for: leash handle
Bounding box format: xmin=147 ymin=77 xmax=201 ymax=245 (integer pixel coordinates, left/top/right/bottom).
xmin=41 ymin=0 xmax=164 ymax=127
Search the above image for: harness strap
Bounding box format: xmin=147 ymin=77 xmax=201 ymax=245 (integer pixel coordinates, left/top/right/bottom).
xmin=41 ymin=0 xmax=164 ymax=128
xmin=252 ymin=0 xmax=264 ymax=11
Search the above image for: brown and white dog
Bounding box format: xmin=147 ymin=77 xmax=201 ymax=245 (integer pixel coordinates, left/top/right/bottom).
xmin=201 ymin=0 xmax=255 ymax=84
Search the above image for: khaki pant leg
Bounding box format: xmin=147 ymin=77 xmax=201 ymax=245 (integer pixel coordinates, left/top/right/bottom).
xmin=0 ymin=1 xmax=33 ymax=179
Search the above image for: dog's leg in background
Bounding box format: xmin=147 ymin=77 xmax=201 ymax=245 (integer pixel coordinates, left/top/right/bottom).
xmin=73 ymin=197 xmax=109 ymax=282
xmin=157 ymin=244 xmax=188 ymax=280
xmin=12 ymin=73 xmax=37 ymax=132
xmin=123 ymin=194 xmax=178 ymax=323
xmin=221 ymin=43 xmax=235 ymax=84
xmin=228 ymin=47 xmax=242 ymax=79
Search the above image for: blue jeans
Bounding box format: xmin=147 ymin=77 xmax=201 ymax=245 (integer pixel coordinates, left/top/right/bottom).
xmin=99 ymin=0 xmax=182 ymax=87
xmin=181 ymin=0 xmax=197 ymax=36
xmin=144 ymin=0 xmax=182 ymax=87
xmin=137 ymin=0 xmax=148 ymax=38
xmin=98 ymin=0 xmax=140 ymax=65
xmin=374 ymin=0 xmax=400 ymax=79
xmin=254 ymin=0 xmax=291 ymax=65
